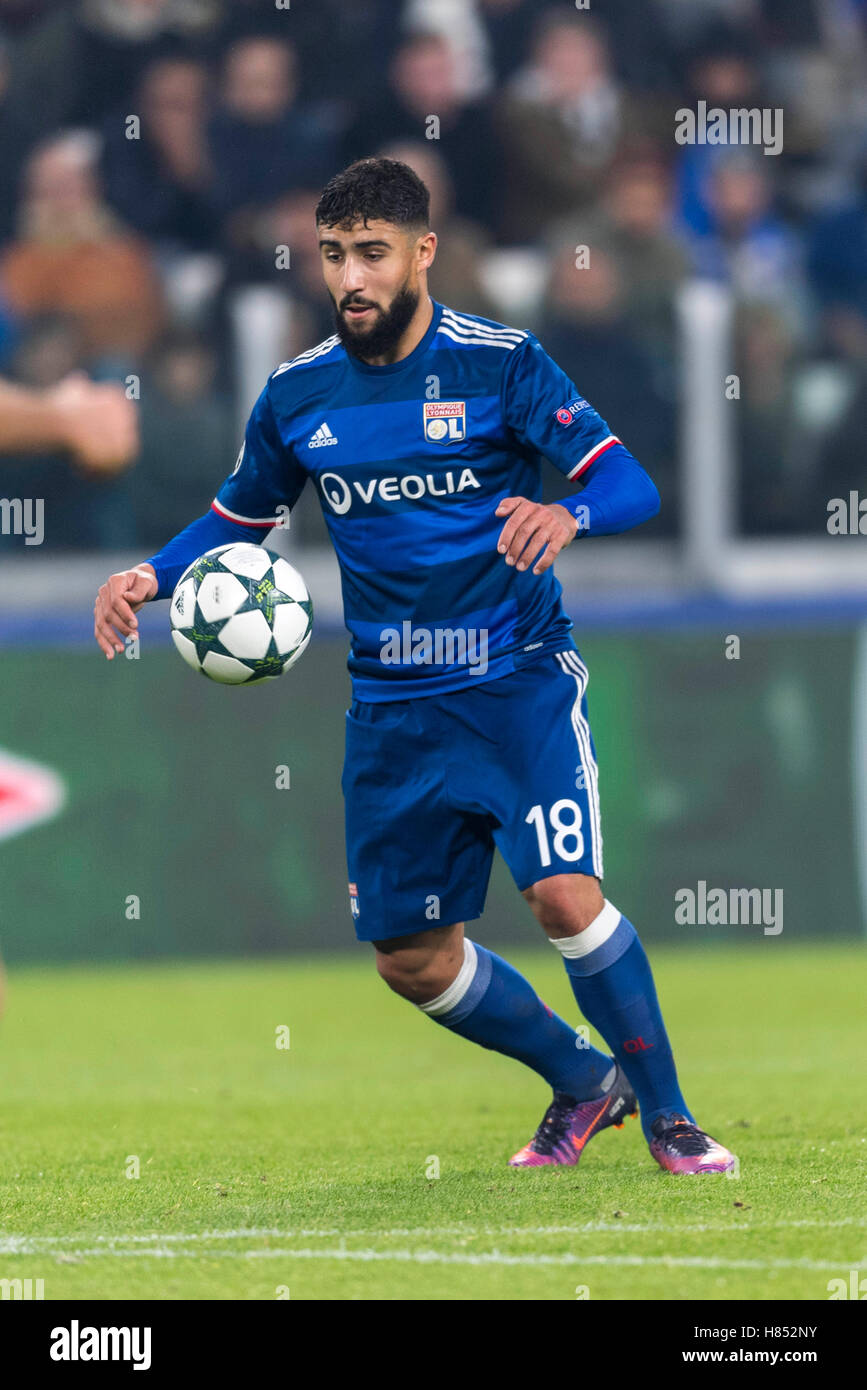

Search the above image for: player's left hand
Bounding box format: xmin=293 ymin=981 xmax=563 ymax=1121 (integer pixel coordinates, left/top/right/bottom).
xmin=495 ymin=497 xmax=579 ymax=575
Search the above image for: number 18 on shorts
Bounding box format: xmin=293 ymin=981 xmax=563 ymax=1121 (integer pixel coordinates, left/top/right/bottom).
xmin=342 ymin=646 xmax=603 ymax=941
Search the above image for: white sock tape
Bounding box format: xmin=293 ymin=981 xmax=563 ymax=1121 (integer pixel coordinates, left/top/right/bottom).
xmin=417 ymin=938 xmax=478 ymax=1016
xmin=549 ymin=899 xmax=622 ymax=960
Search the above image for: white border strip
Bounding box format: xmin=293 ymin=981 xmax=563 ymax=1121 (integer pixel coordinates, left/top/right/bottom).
xmin=566 ymin=435 xmax=621 ymax=480
xmin=554 ymin=650 xmax=603 ymax=874
xmin=210 ymin=499 xmax=279 ymax=528
xmin=436 ymin=325 xmax=520 ymax=350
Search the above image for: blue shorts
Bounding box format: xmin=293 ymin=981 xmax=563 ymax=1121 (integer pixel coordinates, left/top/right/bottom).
xmin=342 ymin=646 xmax=604 ymax=942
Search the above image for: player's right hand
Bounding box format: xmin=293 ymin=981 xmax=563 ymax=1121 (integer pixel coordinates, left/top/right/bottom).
xmin=94 ymin=565 xmax=157 ymax=659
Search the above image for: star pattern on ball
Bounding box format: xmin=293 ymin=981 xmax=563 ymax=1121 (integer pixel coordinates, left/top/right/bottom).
xmin=170 ymin=545 xmax=313 ymax=685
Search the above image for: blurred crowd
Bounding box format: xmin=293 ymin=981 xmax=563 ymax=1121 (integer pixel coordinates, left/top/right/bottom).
xmin=0 ymin=0 xmax=866 ymax=549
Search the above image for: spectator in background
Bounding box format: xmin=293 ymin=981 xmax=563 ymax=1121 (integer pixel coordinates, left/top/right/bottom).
xmin=753 ymin=0 xmax=863 ymax=169
xmin=0 ymin=132 xmax=164 ymax=371
xmin=481 ymin=0 xmax=675 ymax=93
xmin=4 ymin=0 xmax=218 ymax=140
xmin=377 ymin=140 xmax=501 ymax=321
xmin=812 ymin=363 xmax=867 ymax=529
xmin=101 ymin=54 xmax=215 ymax=253
xmin=733 ymin=303 xmax=805 ymax=534
xmin=656 ymin=1 xmax=754 ymax=35
xmin=216 ymin=0 xmax=397 ymax=108
xmin=132 ymin=331 xmax=232 ymax=548
xmin=688 ymin=151 xmax=808 ymax=338
xmin=344 ymin=31 xmax=499 ymax=232
xmin=585 ymin=0 xmax=677 ymax=93
xmin=0 ymin=31 xmax=33 ymax=242
xmin=430 ymin=0 xmax=674 ymax=96
xmin=219 ymin=186 xmax=334 ymax=357
xmin=0 ymin=1 xmax=55 ymax=37
xmin=547 ymin=152 xmax=690 ymax=371
xmin=535 ymin=240 xmax=677 ymax=533
xmin=475 ymin=0 xmax=547 ymax=85
xmin=208 ymin=37 xmax=339 ymax=245
xmin=0 ymin=323 xmax=140 ymax=550
xmin=732 ymin=294 xmax=867 ymax=538
xmin=674 ymin=28 xmax=766 ymax=237
xmin=494 ymin=8 xmax=665 ymax=244
xmin=808 ymin=140 xmax=867 ymax=360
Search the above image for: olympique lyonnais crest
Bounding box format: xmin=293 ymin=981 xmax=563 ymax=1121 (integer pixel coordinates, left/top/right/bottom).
xmin=423 ymin=400 xmax=466 ymax=444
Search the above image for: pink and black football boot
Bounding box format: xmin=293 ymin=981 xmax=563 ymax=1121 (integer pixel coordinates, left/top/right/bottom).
xmin=649 ymin=1114 xmax=736 ymax=1174
xmin=509 ymin=1065 xmax=637 ymax=1167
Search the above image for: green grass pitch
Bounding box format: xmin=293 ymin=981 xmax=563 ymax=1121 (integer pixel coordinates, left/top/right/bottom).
xmin=0 ymin=943 xmax=864 ymax=1301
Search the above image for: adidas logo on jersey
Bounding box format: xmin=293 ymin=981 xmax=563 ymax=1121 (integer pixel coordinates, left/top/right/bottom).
xmin=308 ymin=422 xmax=338 ymax=449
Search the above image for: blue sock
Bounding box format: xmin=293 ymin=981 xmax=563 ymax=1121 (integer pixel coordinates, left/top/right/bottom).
xmin=551 ymin=901 xmax=694 ymax=1141
xmin=418 ymin=939 xmax=615 ymax=1100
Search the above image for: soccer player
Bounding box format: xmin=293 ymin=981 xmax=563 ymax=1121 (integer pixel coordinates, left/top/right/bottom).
xmin=94 ymin=159 xmax=735 ymax=1174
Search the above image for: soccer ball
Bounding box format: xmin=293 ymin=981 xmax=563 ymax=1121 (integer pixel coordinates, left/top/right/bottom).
xmin=169 ymin=544 xmax=313 ymax=684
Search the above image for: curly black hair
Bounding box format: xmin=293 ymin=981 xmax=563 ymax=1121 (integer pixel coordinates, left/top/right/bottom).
xmin=315 ymin=157 xmax=430 ymax=232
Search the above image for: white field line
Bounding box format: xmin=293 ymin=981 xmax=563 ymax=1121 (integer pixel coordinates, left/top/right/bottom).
xmin=234 ymin=1252 xmax=867 ymax=1271
xmin=0 ymin=1214 xmax=863 ymax=1253
xmin=0 ymin=1243 xmax=863 ymax=1272
xmin=0 ymin=1216 xmax=865 ymax=1270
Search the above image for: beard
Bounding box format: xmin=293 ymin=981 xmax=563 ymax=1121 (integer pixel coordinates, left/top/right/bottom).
xmin=333 ymin=283 xmax=420 ymax=361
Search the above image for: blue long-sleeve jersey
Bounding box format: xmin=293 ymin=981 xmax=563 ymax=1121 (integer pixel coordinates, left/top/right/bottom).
xmin=147 ymin=301 xmax=659 ymax=700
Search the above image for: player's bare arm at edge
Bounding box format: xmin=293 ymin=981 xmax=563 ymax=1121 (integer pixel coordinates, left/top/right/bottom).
xmin=0 ymin=374 xmax=138 ymax=474
xmin=94 ymin=563 xmax=158 ymax=659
